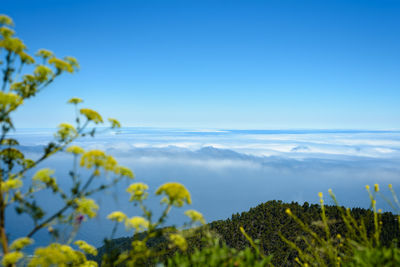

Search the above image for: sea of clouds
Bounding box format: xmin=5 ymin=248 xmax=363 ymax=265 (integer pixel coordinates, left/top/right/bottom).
xmin=8 ymin=128 xmax=400 ymax=248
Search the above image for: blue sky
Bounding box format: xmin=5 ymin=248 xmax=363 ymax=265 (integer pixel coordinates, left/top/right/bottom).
xmin=4 ymin=0 xmax=400 ymax=129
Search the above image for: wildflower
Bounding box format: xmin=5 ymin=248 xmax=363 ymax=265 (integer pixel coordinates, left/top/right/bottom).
xmin=10 ymin=237 xmax=33 ymax=251
xmin=0 ymin=15 xmax=14 ymax=26
xmin=75 ymin=214 xmax=85 ymax=224
xmin=169 ymin=233 xmax=187 ymax=251
xmin=33 ymin=168 xmax=58 ymax=192
xmin=55 ymin=123 xmax=77 ymax=141
xmin=125 ymin=216 xmax=150 ymax=232
xmin=35 ymin=49 xmax=54 ymax=59
xmin=0 ymin=26 xmax=14 ymax=37
xmin=68 ymin=97 xmax=83 ymax=104
xmin=80 ymin=150 xmax=118 ymax=173
xmin=64 ymin=56 xmax=79 ymax=70
xmin=0 ymin=91 xmax=23 ymax=112
xmin=318 ymin=192 xmax=323 ymax=199
xmin=107 ymin=211 xmax=127 ymax=222
xmin=116 ymin=166 xmax=134 ymax=179
xmin=66 ymin=145 xmax=85 ymax=155
xmin=389 ymin=184 xmax=393 ymax=189
xmin=48 ymin=57 xmax=74 ymax=73
xmin=19 ymin=51 xmax=35 ymax=64
xmin=365 ymin=185 xmax=370 ymax=191
xmin=108 ymin=118 xmax=121 ymax=128
xmin=28 ymin=243 xmax=86 ymax=266
xmin=285 ymin=208 xmax=292 ymax=215
xmin=1 ymin=178 xmax=22 ymax=192
xmin=156 ymin=182 xmax=191 ymax=207
xmin=34 ymin=65 xmax=53 ymax=82
xmin=74 ymin=240 xmax=97 ymax=256
xmin=80 ymin=108 xmax=103 ymax=124
xmin=2 ymin=251 xmax=23 ymax=266
xmin=75 ymin=198 xmax=99 ymax=218
xmin=185 ymin=209 xmax=206 ymax=224
xmin=374 ymin=184 xmax=379 ymax=192
xmin=126 ymin=183 xmax=149 ymax=201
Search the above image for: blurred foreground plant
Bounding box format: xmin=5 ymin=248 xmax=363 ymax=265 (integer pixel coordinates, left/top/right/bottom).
xmin=282 ymin=184 xmax=400 ymax=266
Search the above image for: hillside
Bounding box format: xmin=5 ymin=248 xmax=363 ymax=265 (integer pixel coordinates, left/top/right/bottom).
xmin=94 ymin=200 xmax=400 ymax=266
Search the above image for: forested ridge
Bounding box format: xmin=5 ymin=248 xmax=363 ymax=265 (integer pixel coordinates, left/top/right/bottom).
xmin=96 ymin=200 xmax=400 ymax=266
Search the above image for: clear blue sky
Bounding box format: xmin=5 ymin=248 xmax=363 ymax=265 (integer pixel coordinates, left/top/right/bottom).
xmin=4 ymin=0 xmax=400 ymax=129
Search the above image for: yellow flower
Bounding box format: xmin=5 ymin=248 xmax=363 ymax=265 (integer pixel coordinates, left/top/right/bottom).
xmin=185 ymin=209 xmax=206 ymax=224
xmin=374 ymin=184 xmax=379 ymax=192
xmin=169 ymin=233 xmax=187 ymax=251
xmin=55 ymin=123 xmax=77 ymax=141
xmin=108 ymin=118 xmax=121 ymax=128
xmin=80 ymin=150 xmax=118 ymax=173
xmin=75 ymin=198 xmax=99 ymax=218
xmin=2 ymin=251 xmax=23 ymax=266
xmin=126 ymin=183 xmax=148 ymax=201
xmin=35 ymin=49 xmax=54 ymax=59
xmin=80 ymin=108 xmax=103 ymax=124
xmin=125 ymin=216 xmax=149 ymax=232
xmin=365 ymin=185 xmax=370 ymax=191
xmin=389 ymin=184 xmax=393 ymax=189
xmin=34 ymin=65 xmax=53 ymax=82
xmin=66 ymin=145 xmax=85 ymax=155
xmin=107 ymin=211 xmax=127 ymax=222
xmin=116 ymin=166 xmax=134 ymax=179
xmin=0 ymin=26 xmax=14 ymax=37
xmin=64 ymin=56 xmax=79 ymax=69
xmin=0 ymin=15 xmax=14 ymax=26
xmin=10 ymin=237 xmax=33 ymax=251
xmin=68 ymin=97 xmax=83 ymax=104
xmin=1 ymin=178 xmax=22 ymax=192
xmin=33 ymin=168 xmax=58 ymax=192
xmin=19 ymin=51 xmax=35 ymax=64
xmin=74 ymin=240 xmax=97 ymax=256
xmin=318 ymin=192 xmax=323 ymax=199
xmin=285 ymin=208 xmax=292 ymax=215
xmin=0 ymin=91 xmax=23 ymax=112
xmin=28 ymin=243 xmax=86 ymax=266
xmin=155 ymin=182 xmax=191 ymax=207
xmin=48 ymin=57 xmax=74 ymax=73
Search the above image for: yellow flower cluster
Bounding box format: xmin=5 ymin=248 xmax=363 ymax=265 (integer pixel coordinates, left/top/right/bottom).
xmin=34 ymin=65 xmax=53 ymax=82
xmin=33 ymin=168 xmax=58 ymax=192
xmin=184 ymin=209 xmax=206 ymax=225
xmin=116 ymin=166 xmax=134 ymax=179
xmin=75 ymin=198 xmax=99 ymax=218
xmin=374 ymin=184 xmax=379 ymax=192
xmin=67 ymin=97 xmax=83 ymax=105
xmin=80 ymin=150 xmax=116 ymax=171
xmin=10 ymin=237 xmax=33 ymax=251
xmin=125 ymin=216 xmax=150 ymax=232
xmin=55 ymin=123 xmax=77 ymax=141
xmin=80 ymin=108 xmax=103 ymax=124
xmin=156 ymin=182 xmax=191 ymax=207
xmin=2 ymin=251 xmax=23 ymax=266
xmin=48 ymin=57 xmax=74 ymax=73
xmin=0 ymin=15 xmax=13 ymax=26
xmin=74 ymin=240 xmax=98 ymax=256
xmin=66 ymin=145 xmax=85 ymax=155
xmin=108 ymin=118 xmax=121 ymax=128
xmin=107 ymin=211 xmax=128 ymax=222
xmin=169 ymin=233 xmax=187 ymax=251
xmin=28 ymin=243 xmax=97 ymax=267
xmin=36 ymin=49 xmax=54 ymax=59
xmin=126 ymin=183 xmax=149 ymax=201
xmin=0 ymin=91 xmax=23 ymax=113
xmin=1 ymin=178 xmax=22 ymax=192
